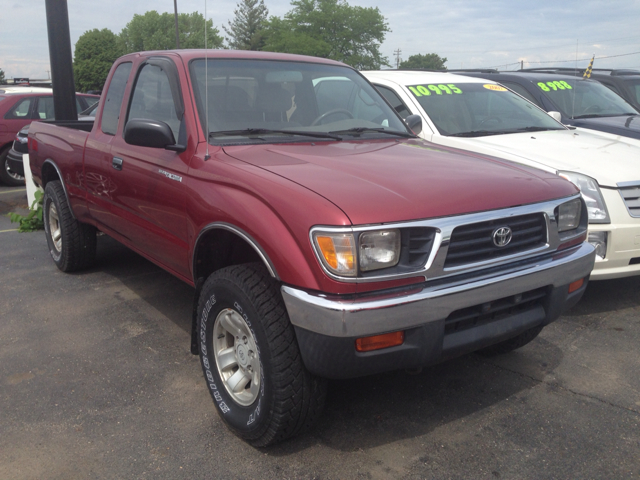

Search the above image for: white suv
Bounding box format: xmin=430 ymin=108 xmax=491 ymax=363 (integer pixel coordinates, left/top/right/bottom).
xmin=363 ymin=70 xmax=640 ymax=280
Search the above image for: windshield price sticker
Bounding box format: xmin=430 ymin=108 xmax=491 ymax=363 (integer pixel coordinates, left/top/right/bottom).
xmin=408 ymin=84 xmax=463 ymax=96
xmin=537 ymin=81 xmax=573 ymax=92
xmin=483 ymin=84 xmax=507 ymax=92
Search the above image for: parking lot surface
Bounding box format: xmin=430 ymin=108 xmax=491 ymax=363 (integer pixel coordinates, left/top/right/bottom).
xmin=1 ymin=185 xmax=639 ymax=479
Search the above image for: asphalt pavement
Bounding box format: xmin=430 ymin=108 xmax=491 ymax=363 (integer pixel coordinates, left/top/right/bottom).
xmin=1 ymin=184 xmax=639 ymax=479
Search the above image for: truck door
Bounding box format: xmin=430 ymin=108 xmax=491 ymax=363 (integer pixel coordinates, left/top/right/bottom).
xmin=108 ymin=57 xmax=191 ymax=279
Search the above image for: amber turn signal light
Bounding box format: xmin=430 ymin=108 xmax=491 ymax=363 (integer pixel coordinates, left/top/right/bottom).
xmin=355 ymin=331 xmax=405 ymax=352
xmin=568 ymin=278 xmax=585 ymax=293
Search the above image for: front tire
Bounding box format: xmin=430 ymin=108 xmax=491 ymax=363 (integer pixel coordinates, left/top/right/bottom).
xmin=197 ymin=263 xmax=326 ymax=447
xmin=43 ymin=180 xmax=97 ymax=272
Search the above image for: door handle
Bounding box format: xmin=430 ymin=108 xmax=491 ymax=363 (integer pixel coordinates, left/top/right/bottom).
xmin=112 ymin=157 xmax=123 ymax=171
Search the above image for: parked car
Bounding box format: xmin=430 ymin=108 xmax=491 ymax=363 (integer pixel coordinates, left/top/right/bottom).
xmin=28 ymin=50 xmax=594 ymax=446
xmin=6 ymin=124 xmax=29 ymax=177
xmin=450 ymin=70 xmax=640 ymax=141
xmin=363 ymin=70 xmax=640 ymax=279
xmin=0 ymin=88 xmax=99 ymax=186
xmin=520 ymin=68 xmax=640 ymax=112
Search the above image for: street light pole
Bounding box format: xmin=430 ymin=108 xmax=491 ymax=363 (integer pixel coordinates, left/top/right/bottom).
xmin=174 ymin=0 xmax=180 ymax=49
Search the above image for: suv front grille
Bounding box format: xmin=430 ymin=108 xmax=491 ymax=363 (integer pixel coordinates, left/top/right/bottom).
xmin=619 ymin=185 xmax=640 ymax=217
xmin=444 ymin=213 xmax=546 ymax=268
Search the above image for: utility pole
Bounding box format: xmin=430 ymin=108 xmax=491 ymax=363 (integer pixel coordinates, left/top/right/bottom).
xmin=394 ymin=49 xmax=402 ymax=69
xmin=521 ymin=60 xmax=523 ymax=70
xmin=174 ymin=0 xmax=180 ymax=49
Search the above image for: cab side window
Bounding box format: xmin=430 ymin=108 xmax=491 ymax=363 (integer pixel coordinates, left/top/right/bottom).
xmin=4 ymin=98 xmax=33 ymax=119
xmin=102 ymin=62 xmax=132 ymax=135
xmin=375 ymin=85 xmax=411 ymax=119
xmin=128 ymin=64 xmax=181 ymax=139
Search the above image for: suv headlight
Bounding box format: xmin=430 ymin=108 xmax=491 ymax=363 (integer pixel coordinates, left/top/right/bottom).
xmin=312 ymin=229 xmax=401 ymax=277
xmin=558 ymin=171 xmax=610 ymax=223
xmin=557 ymin=198 xmax=582 ymax=232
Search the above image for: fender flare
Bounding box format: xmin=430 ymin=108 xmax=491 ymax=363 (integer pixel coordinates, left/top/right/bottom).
xmin=42 ymin=159 xmax=75 ymax=220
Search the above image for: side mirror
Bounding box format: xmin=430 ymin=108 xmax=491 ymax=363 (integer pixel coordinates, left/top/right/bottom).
xmin=124 ymin=118 xmax=186 ymax=152
xmin=404 ymin=114 xmax=422 ymax=136
xmin=548 ymin=111 xmax=562 ymax=123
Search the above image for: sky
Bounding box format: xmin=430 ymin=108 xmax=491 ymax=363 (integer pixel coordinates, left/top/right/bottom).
xmin=1 ymin=0 xmax=639 ymax=80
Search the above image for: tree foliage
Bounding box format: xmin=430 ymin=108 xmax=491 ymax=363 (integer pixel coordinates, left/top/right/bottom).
xmin=224 ymin=0 xmax=269 ymax=50
xmin=73 ymin=29 xmax=121 ymax=92
xmin=0 ymin=68 xmax=6 ymax=84
xmin=399 ymin=53 xmax=447 ymax=71
xmin=262 ymin=0 xmax=390 ymax=70
xmin=119 ymin=11 xmax=223 ymax=53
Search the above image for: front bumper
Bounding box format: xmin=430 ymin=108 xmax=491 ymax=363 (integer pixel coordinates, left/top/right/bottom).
xmin=283 ymin=242 xmax=595 ymax=379
xmin=6 ymin=148 xmax=25 ymax=176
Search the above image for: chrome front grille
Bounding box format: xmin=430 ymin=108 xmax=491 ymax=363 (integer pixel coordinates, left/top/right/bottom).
xmin=619 ymin=184 xmax=640 ymax=218
xmin=444 ymin=213 xmax=547 ymax=268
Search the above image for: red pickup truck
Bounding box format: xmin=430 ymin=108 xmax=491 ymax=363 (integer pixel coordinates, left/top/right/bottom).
xmin=28 ymin=50 xmax=595 ymax=446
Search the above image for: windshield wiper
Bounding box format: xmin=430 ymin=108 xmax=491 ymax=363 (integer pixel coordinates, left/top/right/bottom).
xmin=327 ymin=127 xmax=415 ymax=138
xmin=512 ymin=126 xmax=557 ymax=132
xmin=447 ymin=130 xmax=505 ymax=137
xmin=572 ymin=113 xmax=637 ymax=119
xmin=209 ymin=128 xmax=343 ymax=140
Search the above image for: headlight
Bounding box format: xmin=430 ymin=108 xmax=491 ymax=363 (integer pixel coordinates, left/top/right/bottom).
xmin=313 ymin=232 xmax=357 ymax=276
xmin=558 ymin=171 xmax=610 ymax=223
xmin=557 ymin=198 xmax=582 ymax=232
xmin=312 ymin=228 xmax=402 ymax=277
xmin=359 ymin=229 xmax=400 ymax=271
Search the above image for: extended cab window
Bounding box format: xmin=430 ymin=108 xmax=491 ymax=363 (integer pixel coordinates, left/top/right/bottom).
xmin=128 ymin=63 xmax=182 ymax=139
xmin=102 ymin=62 xmax=132 ymax=135
xmin=4 ymin=98 xmax=32 ymax=119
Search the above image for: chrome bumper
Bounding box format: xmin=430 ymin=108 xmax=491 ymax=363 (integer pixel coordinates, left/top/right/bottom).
xmin=282 ymin=242 xmax=595 ymax=338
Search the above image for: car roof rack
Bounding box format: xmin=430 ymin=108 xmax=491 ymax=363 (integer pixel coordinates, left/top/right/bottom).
xmin=520 ymin=67 xmax=640 ymax=76
xmin=396 ymin=68 xmax=448 ymax=72
xmin=446 ymin=69 xmax=500 ymax=73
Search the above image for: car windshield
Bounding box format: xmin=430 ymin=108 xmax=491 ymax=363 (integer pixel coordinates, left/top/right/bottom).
xmin=533 ymin=78 xmax=637 ymax=118
xmin=189 ymin=59 xmax=409 ymax=144
xmin=620 ymin=78 xmax=640 ymax=108
xmin=406 ymin=82 xmax=565 ymax=136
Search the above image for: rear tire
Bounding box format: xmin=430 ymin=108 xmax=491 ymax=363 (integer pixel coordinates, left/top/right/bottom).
xmin=478 ymin=325 xmax=544 ymax=356
xmin=0 ymin=145 xmax=24 ymax=186
xmin=43 ymin=180 xmax=97 ymax=272
xmin=197 ymin=263 xmax=326 ymax=447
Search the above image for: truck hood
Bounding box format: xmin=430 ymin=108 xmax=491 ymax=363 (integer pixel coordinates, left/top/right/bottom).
xmin=223 ymin=139 xmax=577 ymax=225
xmin=429 ymin=129 xmax=640 ymax=188
xmin=569 ymin=114 xmax=640 ymax=141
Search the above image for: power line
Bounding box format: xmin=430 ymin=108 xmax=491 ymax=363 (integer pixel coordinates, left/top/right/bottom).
xmin=394 ymin=49 xmax=402 ymax=69
xmin=486 ymin=50 xmax=640 ymax=70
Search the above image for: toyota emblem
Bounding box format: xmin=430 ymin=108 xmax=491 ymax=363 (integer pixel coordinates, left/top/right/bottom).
xmin=492 ymin=226 xmax=512 ymax=247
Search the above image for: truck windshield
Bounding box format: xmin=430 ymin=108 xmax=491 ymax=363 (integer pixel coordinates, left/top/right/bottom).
xmin=189 ymin=59 xmax=409 ymax=144
xmin=406 ymin=82 xmax=565 ymax=137
xmin=534 ymin=78 xmax=638 ymax=119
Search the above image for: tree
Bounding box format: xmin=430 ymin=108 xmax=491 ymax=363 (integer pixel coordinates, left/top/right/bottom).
xmin=262 ymin=0 xmax=390 ymax=70
xmin=0 ymin=68 xmax=5 ymax=84
xmin=119 ymin=11 xmax=223 ymax=53
xmin=224 ymin=0 xmax=269 ymax=50
xmin=399 ymin=53 xmax=447 ymax=71
xmin=73 ymin=29 xmax=121 ymax=92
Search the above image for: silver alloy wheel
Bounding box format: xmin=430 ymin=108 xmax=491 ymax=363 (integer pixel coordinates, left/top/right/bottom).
xmin=48 ymin=202 xmax=62 ymax=253
xmin=213 ymin=308 xmax=261 ymax=406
